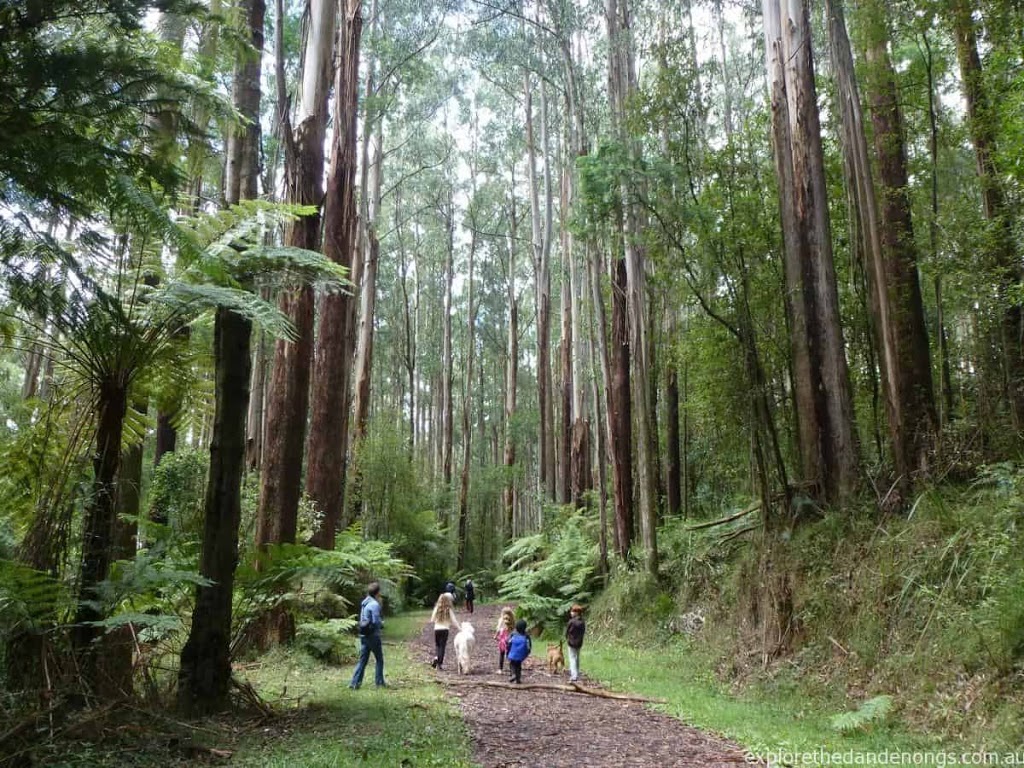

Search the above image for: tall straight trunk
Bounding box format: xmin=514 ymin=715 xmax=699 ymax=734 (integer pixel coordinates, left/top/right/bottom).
xmin=457 ymin=227 xmax=478 ymax=570
xmin=306 ymin=0 xmax=363 ymax=549
xmin=860 ymin=0 xmax=936 ymax=480
xmin=245 ymin=324 xmax=267 ymax=471
xmin=828 ymin=0 xmax=936 ymax=486
xmin=352 ymin=1 xmax=385 ymax=444
xmin=585 ymin=250 xmax=610 ymax=572
xmin=503 ymin=179 xmax=519 ymax=542
xmin=179 ymin=0 xmax=262 ymax=714
xmin=349 ymin=0 xmax=383 ymax=518
xmin=525 ymin=71 xmax=554 ymax=502
xmin=666 ymin=359 xmax=681 ymax=517
xmin=607 ymin=0 xmax=655 ymax=568
xmin=258 ymin=0 xmax=337 ymax=554
xmin=764 ymin=0 xmax=859 ymax=506
xmin=559 ymin=209 xmax=573 ymax=506
xmin=539 ymin=78 xmax=556 ymax=501
xmin=441 ymin=186 xmax=455 ymax=489
xmin=922 ymin=33 xmax=955 ymax=428
xmin=178 ymin=310 xmax=253 ymax=712
xmin=947 ymin=0 xmax=1024 ymax=427
xmin=610 ymin=249 xmax=634 ymax=557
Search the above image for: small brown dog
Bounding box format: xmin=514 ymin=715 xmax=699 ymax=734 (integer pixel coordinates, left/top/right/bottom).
xmin=546 ymin=640 xmax=565 ymax=675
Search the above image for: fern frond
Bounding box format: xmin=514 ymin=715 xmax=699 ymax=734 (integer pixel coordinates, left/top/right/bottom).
xmin=830 ymin=695 xmax=893 ymax=734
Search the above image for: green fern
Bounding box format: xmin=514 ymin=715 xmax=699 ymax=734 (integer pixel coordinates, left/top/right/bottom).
xmin=830 ymin=695 xmax=893 ymax=734
xmin=0 ymin=559 xmax=69 ymax=633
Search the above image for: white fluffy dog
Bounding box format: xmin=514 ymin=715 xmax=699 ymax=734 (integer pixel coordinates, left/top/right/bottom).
xmin=453 ymin=622 xmax=476 ymax=675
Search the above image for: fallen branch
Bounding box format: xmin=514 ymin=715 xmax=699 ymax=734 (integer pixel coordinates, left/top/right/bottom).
xmin=719 ymin=522 xmax=761 ymax=544
xmin=686 ymin=502 xmax=760 ymax=531
xmin=439 ymin=678 xmax=665 ymax=704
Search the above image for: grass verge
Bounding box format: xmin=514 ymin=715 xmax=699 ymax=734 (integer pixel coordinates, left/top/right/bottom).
xmin=581 ymin=633 xmax=991 ymax=763
xmin=231 ymin=612 xmax=476 ymax=767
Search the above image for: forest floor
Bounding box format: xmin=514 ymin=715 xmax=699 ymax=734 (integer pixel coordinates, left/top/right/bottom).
xmin=421 ymin=603 xmax=752 ymax=767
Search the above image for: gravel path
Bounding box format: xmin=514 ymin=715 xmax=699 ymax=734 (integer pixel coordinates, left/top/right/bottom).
xmin=412 ymin=603 xmax=754 ymax=767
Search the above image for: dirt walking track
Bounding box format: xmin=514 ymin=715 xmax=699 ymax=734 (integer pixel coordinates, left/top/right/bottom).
xmin=413 ymin=603 xmax=752 ymax=767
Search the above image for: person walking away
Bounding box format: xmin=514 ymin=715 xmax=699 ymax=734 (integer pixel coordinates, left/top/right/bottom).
xmin=464 ymin=579 xmax=475 ymax=613
xmin=566 ymin=604 xmax=586 ymax=683
xmin=507 ymin=618 xmax=531 ymax=684
xmin=429 ymin=592 xmax=460 ymax=670
xmin=444 ymin=580 xmax=458 ymax=604
xmin=349 ymin=582 xmax=385 ymax=689
xmin=494 ymin=606 xmax=515 ymax=674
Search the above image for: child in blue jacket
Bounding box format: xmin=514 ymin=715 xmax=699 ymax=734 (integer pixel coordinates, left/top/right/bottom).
xmin=506 ymin=618 xmax=531 ymax=684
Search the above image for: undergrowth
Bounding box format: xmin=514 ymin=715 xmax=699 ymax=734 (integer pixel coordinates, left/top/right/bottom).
xmin=590 ymin=465 xmax=1024 ymax=748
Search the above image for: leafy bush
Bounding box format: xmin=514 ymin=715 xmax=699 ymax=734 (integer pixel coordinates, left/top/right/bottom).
xmin=147 ymin=449 xmax=208 ymax=536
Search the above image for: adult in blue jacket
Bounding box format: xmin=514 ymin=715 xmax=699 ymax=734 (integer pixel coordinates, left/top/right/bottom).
xmin=350 ymin=582 xmax=386 ymax=689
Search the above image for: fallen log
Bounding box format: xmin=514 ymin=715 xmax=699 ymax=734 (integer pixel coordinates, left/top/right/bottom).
xmin=686 ymin=502 xmax=760 ymax=531
xmin=439 ymin=678 xmax=666 ymax=704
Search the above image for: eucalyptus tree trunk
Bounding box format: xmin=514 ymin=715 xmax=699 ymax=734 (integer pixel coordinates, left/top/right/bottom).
xmin=827 ymin=0 xmax=936 ymax=490
xmin=860 ymin=0 xmax=936 ymax=482
xmin=306 ymin=0 xmax=363 ymax=549
xmin=921 ymin=33 xmax=955 ymax=428
xmin=666 ymin=352 xmax=681 ymax=518
xmin=349 ymin=0 xmax=383 ymax=520
xmin=503 ymin=178 xmax=519 ymax=542
xmin=178 ymin=0 xmax=263 ymax=715
xmin=559 ymin=184 xmax=573 ymax=505
xmin=258 ymin=0 xmax=337 ymax=558
xmin=441 ymin=185 xmax=455 ymax=490
xmin=763 ymin=0 xmax=859 ymax=507
xmin=525 ymin=70 xmax=555 ymax=503
xmin=456 ymin=225 xmax=478 ymax=570
xmin=585 ymin=247 xmax=610 ymax=571
xmin=946 ymin=0 xmax=1024 ymax=428
xmin=607 ymin=0 xmax=656 ymax=570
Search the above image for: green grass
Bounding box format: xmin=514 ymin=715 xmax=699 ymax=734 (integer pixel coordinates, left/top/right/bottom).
xmin=231 ymin=612 xmax=477 ymax=767
xmin=580 ymin=634 xmax=954 ymax=761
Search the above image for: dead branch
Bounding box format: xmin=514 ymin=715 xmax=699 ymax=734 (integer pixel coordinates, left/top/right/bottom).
xmin=719 ymin=522 xmax=761 ymax=544
xmin=439 ymin=679 xmax=665 ymax=704
xmin=686 ymin=502 xmax=761 ymax=531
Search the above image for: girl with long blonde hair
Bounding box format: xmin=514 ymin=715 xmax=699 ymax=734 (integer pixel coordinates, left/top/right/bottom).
xmin=429 ymin=592 xmax=461 ymax=669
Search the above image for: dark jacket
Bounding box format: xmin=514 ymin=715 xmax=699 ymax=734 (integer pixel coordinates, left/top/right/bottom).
xmin=566 ymin=616 xmax=586 ymax=649
xmin=507 ymin=631 xmax=532 ymax=662
xmin=464 ymin=581 xmax=475 ymax=600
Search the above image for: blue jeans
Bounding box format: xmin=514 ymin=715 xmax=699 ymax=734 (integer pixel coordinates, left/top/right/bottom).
xmin=350 ymin=633 xmax=385 ymax=688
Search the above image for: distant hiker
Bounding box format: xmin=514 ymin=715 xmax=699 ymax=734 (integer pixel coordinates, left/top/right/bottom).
xmin=349 ymin=582 xmax=385 ymax=689
xmin=445 ymin=580 xmax=458 ymax=603
xmin=566 ymin=604 xmax=586 ymax=683
xmin=429 ymin=591 xmax=461 ymax=670
xmin=507 ymin=618 xmax=532 ymax=684
xmin=494 ymin=605 xmax=515 ymax=674
xmin=464 ymin=578 xmax=475 ymax=613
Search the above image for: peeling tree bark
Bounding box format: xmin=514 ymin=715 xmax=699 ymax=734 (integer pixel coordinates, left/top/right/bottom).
xmin=306 ymin=0 xmax=363 ymax=550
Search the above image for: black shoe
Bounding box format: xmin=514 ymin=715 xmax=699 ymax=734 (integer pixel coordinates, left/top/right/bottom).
xmin=430 ymin=658 xmax=437 ymax=668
